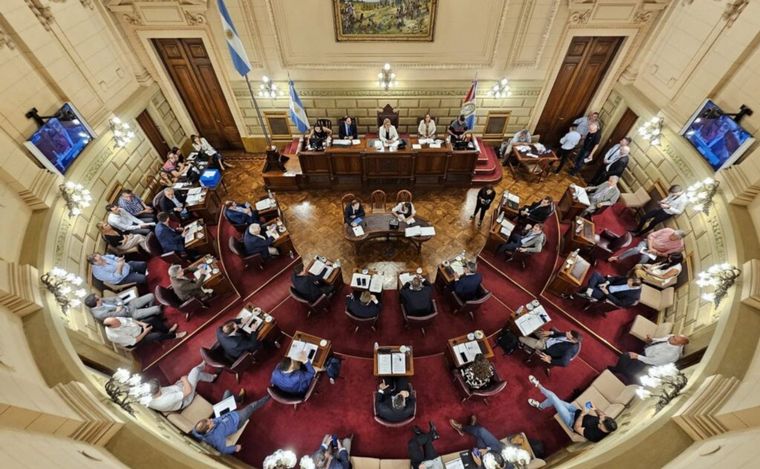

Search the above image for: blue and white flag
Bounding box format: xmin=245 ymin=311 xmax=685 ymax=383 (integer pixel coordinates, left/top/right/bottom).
xmin=460 ymin=80 xmax=479 ymax=130
xmin=217 ymin=0 xmax=251 ymax=77
xmin=288 ymin=80 xmax=310 ymax=133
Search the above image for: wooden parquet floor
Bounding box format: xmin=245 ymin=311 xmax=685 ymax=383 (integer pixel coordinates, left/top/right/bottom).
xmin=224 ymin=154 xmax=583 ymax=281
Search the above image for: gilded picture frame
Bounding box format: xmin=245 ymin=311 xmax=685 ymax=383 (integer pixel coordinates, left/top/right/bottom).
xmin=333 ymin=0 xmax=438 ymax=42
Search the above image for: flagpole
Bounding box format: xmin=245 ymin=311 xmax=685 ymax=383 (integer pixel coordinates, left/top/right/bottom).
xmin=243 ymin=73 xmax=273 ymax=150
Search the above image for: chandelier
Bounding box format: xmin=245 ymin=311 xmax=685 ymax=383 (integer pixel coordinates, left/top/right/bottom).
xmin=259 ymin=75 xmax=283 ymax=98
xmin=487 ymin=78 xmax=511 ymax=98
xmin=59 ymin=181 xmax=92 ymax=217
xmin=696 ymin=263 xmax=740 ymax=306
xmin=638 ymin=115 xmax=664 ymax=146
xmin=40 ymin=267 xmax=87 ymax=314
xmin=685 ymin=178 xmax=719 ymax=214
xmin=110 ymin=116 xmax=135 ymax=148
xmin=263 ymin=449 xmax=297 ymax=469
xmin=377 ymin=63 xmax=397 ymax=90
xmin=105 ymin=369 xmax=153 ymax=415
xmin=635 ymin=363 xmax=688 ymax=412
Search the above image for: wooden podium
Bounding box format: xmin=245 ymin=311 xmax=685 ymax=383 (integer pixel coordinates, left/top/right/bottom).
xmin=561 ymin=217 xmax=596 ymax=256
xmin=557 ymin=186 xmax=589 ymax=222
xmin=547 ymin=252 xmax=591 ymax=297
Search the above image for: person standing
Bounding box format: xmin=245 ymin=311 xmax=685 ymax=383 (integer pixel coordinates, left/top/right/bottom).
xmin=470 ymin=186 xmax=496 ymax=227
xmin=555 ymin=125 xmax=581 ymax=173
xmin=573 ymin=111 xmax=600 ymax=139
xmin=590 ymin=137 xmax=631 ymax=184
xmin=570 ymin=122 xmax=601 ymax=176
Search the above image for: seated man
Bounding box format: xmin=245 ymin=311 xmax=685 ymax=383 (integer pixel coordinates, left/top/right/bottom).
xmin=168 ymin=263 xmax=212 ymax=302
xmin=517 ymin=196 xmax=554 ymax=223
xmin=460 ymin=353 xmax=495 ymax=390
xmin=378 ymin=118 xmax=399 ymax=145
xmin=243 ymin=223 xmax=279 ymax=259
xmin=418 ymin=114 xmax=436 ymax=139
xmin=498 ymin=128 xmax=532 ymax=161
xmin=447 ymin=115 xmax=468 ymax=142
xmin=88 ymin=253 xmax=148 ymax=285
xmin=158 ymin=188 xmax=190 ymax=220
xmin=610 ymin=227 xmax=685 ymax=265
xmin=117 ymin=188 xmax=155 ymax=222
xmin=85 ymin=292 xmax=161 ymax=322
xmin=392 ymin=201 xmax=416 ymax=222
xmin=608 ymin=334 xmax=689 ymax=383
xmin=339 ymin=116 xmax=358 ymax=139
xmin=313 ymin=434 xmax=353 ymax=469
xmin=633 ymin=184 xmax=687 ymax=235
xmin=103 ymin=316 xmax=184 ymax=348
xmin=375 ymin=377 xmax=415 ymax=423
xmin=400 ymin=276 xmax=434 ymax=316
xmin=449 ymin=415 xmax=510 ymax=469
xmin=527 ymin=375 xmax=617 ymax=443
xmin=292 ymin=264 xmax=335 ymax=302
xmin=519 ymin=329 xmax=581 ymax=369
xmin=580 ymin=176 xmax=621 ymax=218
xmin=407 ymin=424 xmax=442 ymax=469
xmin=343 ymin=199 xmax=365 ymax=225
xmin=270 ymin=351 xmax=316 ymax=396
xmin=216 ymin=319 xmax=261 ymax=361
xmin=145 ymin=362 xmax=218 ymax=412
xmin=346 ymin=290 xmax=381 ymax=319
xmin=192 ymin=391 xmax=271 ymax=454
xmin=452 ymin=261 xmax=483 ymax=302
xmin=155 ymin=212 xmax=186 ymax=254
xmin=496 ymin=223 xmax=545 ymax=256
xmin=578 ymin=272 xmax=642 ymax=307
xmin=224 ymin=200 xmax=259 ymax=226
xmin=106 ymin=204 xmax=152 ymax=235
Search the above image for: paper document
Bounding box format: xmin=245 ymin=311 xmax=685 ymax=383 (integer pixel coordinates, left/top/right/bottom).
xmin=173 ymin=182 xmax=191 ymax=189
xmin=184 ymin=232 xmax=194 ymax=243
xmin=309 ymin=260 xmax=326 ymax=276
xmin=369 ymin=274 xmax=384 ymax=293
xmin=255 ymin=198 xmax=275 ymax=211
xmin=429 ymin=143 xmax=442 ymax=148
xmin=352 ymin=225 xmax=365 ymax=236
xmin=392 ymin=352 xmax=407 ymax=374
xmin=288 ymin=340 xmax=318 ymax=361
xmin=450 ymin=260 xmax=465 ymax=276
xmin=351 ymin=273 xmax=371 ymax=289
xmin=187 ymin=187 xmax=203 ymax=196
xmin=332 ymin=139 xmax=350 ymax=145
xmin=516 ymin=311 xmax=548 ymax=337
xmin=352 ymin=139 xmax=361 ymax=145
xmin=399 ymin=273 xmax=414 ymax=286
xmin=516 ymin=145 xmax=531 ymax=152
xmin=405 ymin=226 xmax=422 ymax=237
xmin=572 ymin=186 xmax=590 ymax=206
xmin=454 ymin=341 xmax=482 ymax=365
xmin=419 ymin=227 xmax=436 ymax=237
xmin=212 ymin=395 xmax=237 ymax=418
xmin=445 ymin=458 xmax=465 ymax=469
xmin=500 ymin=219 xmax=515 ymax=237
xmin=412 ymin=144 xmax=422 ymax=150
xmin=377 ymin=353 xmax=392 ymax=375
xmin=506 ymin=192 xmax=520 ymax=204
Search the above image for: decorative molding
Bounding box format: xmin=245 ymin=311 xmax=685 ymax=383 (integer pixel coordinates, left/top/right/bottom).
xmin=508 ymin=0 xmax=561 ymax=69
xmin=122 ymin=13 xmax=141 ymax=26
xmin=25 ymin=0 xmax=56 ymax=31
xmin=184 ymin=10 xmax=206 ymax=26
xmin=264 ymin=87 xmax=542 ymax=98
xmin=79 ymin=0 xmax=95 ymax=9
xmin=722 ymin=0 xmax=748 ymax=27
xmin=568 ymin=8 xmax=593 ymax=25
xmin=54 ymin=381 xmax=125 ymax=445
xmin=633 ymin=7 xmax=654 ymax=24
xmin=0 ymin=23 xmax=16 ymax=50
xmin=740 ymin=259 xmax=760 ymax=310
xmin=672 ymin=374 xmax=739 ymax=441
xmin=0 ymin=261 xmax=44 ymax=317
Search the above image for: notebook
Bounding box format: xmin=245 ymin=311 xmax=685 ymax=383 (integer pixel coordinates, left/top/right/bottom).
xmin=212 ymin=395 xmax=237 ymax=418
xmin=377 ymin=353 xmax=392 ymax=375
xmin=352 ymin=225 xmax=365 ymax=236
xmin=392 ymin=352 xmax=406 ymax=374
xmin=405 ymin=226 xmax=422 ymax=237
xmin=419 ymin=226 xmax=436 ymax=236
xmin=287 ymin=340 xmax=319 ymax=361
xmin=369 ymin=274 xmax=383 ymax=293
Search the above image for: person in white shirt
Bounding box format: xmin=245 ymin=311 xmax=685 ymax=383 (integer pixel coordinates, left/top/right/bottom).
xmin=418 ymin=114 xmax=436 ymax=139
xmin=590 ymin=138 xmax=631 ymax=184
xmin=609 ymin=334 xmax=689 ymax=383
xmin=379 ymin=118 xmax=399 ymax=145
xmin=145 ymin=362 xmax=217 ymax=412
xmin=555 ymin=125 xmax=581 ymax=173
xmin=106 ymin=204 xmax=152 ymax=235
xmin=103 ymin=316 xmax=184 ymax=349
xmin=392 ymin=201 xmax=416 ymax=222
xmin=191 ymin=134 xmax=233 ymax=170
xmin=633 ymin=185 xmax=687 ymax=235
xmin=498 ymin=129 xmax=532 ymax=163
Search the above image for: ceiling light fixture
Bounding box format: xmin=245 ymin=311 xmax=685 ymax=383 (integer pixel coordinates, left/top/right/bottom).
xmin=378 ymin=63 xmax=397 ymax=91
xmin=259 ymin=75 xmax=283 ymax=99
xmin=59 ymin=181 xmax=92 ymax=217
xmin=686 ymin=178 xmax=719 ymax=214
xmin=638 ymin=115 xmax=664 ymax=146
xmin=487 ymin=78 xmax=511 ymax=98
xmin=110 ymin=116 xmax=135 ymax=148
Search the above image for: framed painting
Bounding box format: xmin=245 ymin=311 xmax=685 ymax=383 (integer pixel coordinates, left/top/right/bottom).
xmin=333 ymin=0 xmax=438 ymax=42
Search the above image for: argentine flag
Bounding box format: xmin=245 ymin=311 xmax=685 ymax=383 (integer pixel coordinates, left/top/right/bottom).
xmin=460 ymin=80 xmax=479 ymax=131
xmin=217 ymin=0 xmax=251 ymax=77
xmin=288 ymin=81 xmax=310 ymax=133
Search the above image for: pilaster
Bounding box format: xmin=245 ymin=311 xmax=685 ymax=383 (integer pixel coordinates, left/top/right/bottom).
xmin=0 ymin=260 xmax=44 ymax=317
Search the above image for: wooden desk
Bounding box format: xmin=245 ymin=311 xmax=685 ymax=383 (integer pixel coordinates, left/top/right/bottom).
xmin=344 ymin=213 xmax=434 ymax=254
xmin=435 ymin=256 xmax=469 ymax=288
xmin=268 ymin=218 xmax=295 ymax=256
xmin=557 ymin=185 xmax=590 ymax=222
xmin=484 ymin=215 xmax=516 ymax=253
xmin=187 ymin=255 xmax=232 ymax=297
xmin=186 ymin=187 xmax=221 ymax=225
xmin=236 ymin=304 xmax=282 ymax=346
xmin=547 ymin=252 xmax=591 ymax=297
xmin=290 ymin=331 xmax=331 ymax=370
xmin=373 ymin=345 xmax=414 ymax=377
xmin=508 ymin=145 xmax=558 ymax=181
xmin=562 ymin=217 xmax=596 ymax=256
xmin=447 ymin=332 xmax=494 ymax=368
xmin=509 ymin=302 xmax=551 ymax=337
xmin=184 ymin=220 xmax=214 ymax=256
xmin=349 ymin=268 xmax=385 ymax=294
xmin=304 ymin=257 xmax=343 ymax=287
xmin=254 ymin=196 xmax=281 ymax=224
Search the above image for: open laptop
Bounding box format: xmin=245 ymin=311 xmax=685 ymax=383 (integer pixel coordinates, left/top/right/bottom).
xmin=212 ymin=395 xmax=237 ymax=418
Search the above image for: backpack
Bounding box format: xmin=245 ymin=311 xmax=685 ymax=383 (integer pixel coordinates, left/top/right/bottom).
xmin=496 ymin=328 xmax=519 ymax=355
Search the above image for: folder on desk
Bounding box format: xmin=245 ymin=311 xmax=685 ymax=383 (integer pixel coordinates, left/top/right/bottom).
xmin=419 ymin=227 xmax=436 ymax=237
xmin=399 ymin=273 xmax=414 ymax=286
xmin=288 ymin=340 xmax=318 ymax=361
xmin=369 ymin=275 xmax=383 ymax=293
xmin=500 ymin=219 xmax=515 ymax=237
xmin=391 ymin=352 xmax=406 ymax=374
xmin=412 ymin=144 xmax=422 ymax=150
xmin=377 ymin=353 xmax=392 ymax=375
xmin=405 ymin=226 xmax=422 ymax=237
xmin=352 ymin=225 xmax=365 ymax=236
xmin=255 ymin=198 xmax=275 ymax=211
xmin=309 ymin=260 xmax=326 ymax=276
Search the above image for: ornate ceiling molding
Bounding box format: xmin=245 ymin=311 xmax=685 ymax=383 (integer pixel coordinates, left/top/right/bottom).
xmin=568 ymin=8 xmax=593 ymax=25
xmin=184 ymin=10 xmax=206 ymax=25
xmin=0 ymin=23 xmax=17 ymax=50
xmin=507 ymin=0 xmax=561 ymax=70
xmin=25 ymin=0 xmax=56 ymax=31
xmin=722 ymin=0 xmax=748 ymax=27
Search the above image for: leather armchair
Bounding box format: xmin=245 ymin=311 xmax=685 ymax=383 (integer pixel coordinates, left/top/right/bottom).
xmin=591 ymin=229 xmax=632 ymax=265
xmin=452 ymin=367 xmax=507 ymax=405
xmin=267 ymin=373 xmax=320 ymax=410
xmin=154 ymin=284 xmax=207 ymax=320
xmin=345 ymin=305 xmax=379 ymax=333
xmin=200 ymin=343 xmax=256 ymax=383
xmin=450 ymin=285 xmax=492 ymax=320
xmin=401 ymin=299 xmax=438 ymax=336
xmin=629 ymin=314 xmax=673 ymax=342
xmin=289 ymin=286 xmax=333 ymax=318
xmin=227 ymin=236 xmax=264 ymax=270
xmin=373 ymin=386 xmax=417 ymax=427
xmin=145 ymin=231 xmax=186 ymax=265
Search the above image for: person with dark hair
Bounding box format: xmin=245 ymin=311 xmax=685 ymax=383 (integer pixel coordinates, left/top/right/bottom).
xmin=270 ymin=350 xmax=316 ymax=396
xmin=191 ymin=134 xmax=233 ymax=170
xmin=632 ymin=252 xmax=683 ymax=287
xmin=192 ymin=390 xmax=270 ymax=454
xmin=346 ymin=290 xmax=381 ymax=319
xmin=460 ymin=353 xmax=495 ymax=390
xmin=117 ymin=188 xmax=155 ymax=222
xmin=570 ymin=122 xmax=601 ymax=176
xmin=224 ymin=200 xmax=258 ymax=226
xmin=407 ymin=424 xmax=442 ymax=469
xmin=448 ymin=415 xmax=512 ymax=469
xmin=88 ymin=253 xmax=148 ymax=285
xmin=471 ymin=186 xmax=496 ymax=227
xmin=155 ymin=211 xmax=186 ymax=254
xmin=527 ymin=375 xmax=617 ymax=442
xmin=313 ymin=434 xmax=353 ymax=469
xmin=400 ymin=275 xmax=434 ymax=316
xmin=496 ymin=223 xmax=545 ymax=256
xmin=85 ymin=292 xmax=160 ymax=322
xmin=452 ymin=261 xmax=483 ymax=301
xmin=375 ymin=377 xmax=415 ymax=423
xmin=418 ymin=113 xmax=436 ymax=139
xmin=578 ymin=271 xmax=642 ymax=307
xmin=632 ymin=184 xmax=687 ymax=235
xmin=339 ymin=116 xmax=358 ymax=139
xmin=291 ymin=264 xmax=335 ymax=302
xmin=308 ymin=124 xmax=333 ymax=149
xmin=517 ymin=196 xmax=554 ymax=223
xmin=392 ymin=200 xmax=416 ymax=222
xmin=448 ymin=115 xmax=468 ymax=142
xmin=519 ymin=329 xmax=582 ymax=368
xmin=344 ymin=199 xmax=365 ymax=225
xmin=590 ymin=137 xmax=631 ymax=185
xmin=145 ymin=362 xmax=217 ymax=412
xmin=97 ymin=221 xmax=148 ymax=253
xmin=106 ymin=203 xmax=152 ymax=235
xmin=216 ymin=319 xmax=261 ymax=361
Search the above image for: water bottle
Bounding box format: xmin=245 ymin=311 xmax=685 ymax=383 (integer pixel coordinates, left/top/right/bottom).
xmin=374 ymin=341 xmax=379 ymax=351
xmin=289 ymin=250 xmax=294 ymax=259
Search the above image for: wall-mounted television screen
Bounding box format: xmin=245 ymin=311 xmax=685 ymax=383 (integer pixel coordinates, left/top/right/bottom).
xmin=680 ymin=99 xmax=754 ymax=171
xmin=24 ymin=102 xmax=95 ymax=175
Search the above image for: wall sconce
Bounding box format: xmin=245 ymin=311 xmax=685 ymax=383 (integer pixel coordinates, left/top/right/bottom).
xmin=59 ymin=181 xmax=92 ymax=217
xmin=263 ymin=449 xmax=297 ymax=469
xmin=686 ymin=178 xmax=720 ymax=214
xmin=40 ymin=267 xmax=87 ymax=314
xmin=638 ymin=115 xmax=664 ymax=146
xmin=635 ymin=363 xmax=688 ymax=412
xmin=258 ymin=76 xmax=283 ymax=98
xmin=696 ymin=263 xmax=740 ymax=306
xmin=104 ymin=369 xmax=152 ymax=415
xmin=109 ymin=117 xmax=135 ymax=148
xmin=487 ymin=78 xmax=511 ymax=98
xmin=378 ymin=63 xmax=397 ymax=90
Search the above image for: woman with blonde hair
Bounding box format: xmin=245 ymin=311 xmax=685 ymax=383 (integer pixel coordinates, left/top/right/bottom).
xmin=97 ymin=222 xmax=148 ymax=254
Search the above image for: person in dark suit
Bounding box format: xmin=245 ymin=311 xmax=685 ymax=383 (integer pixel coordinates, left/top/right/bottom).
xmin=292 ymin=265 xmax=334 ymax=302
xmin=375 ymin=377 xmax=415 ymax=423
xmin=407 ymin=425 xmax=441 ymax=469
xmin=155 ymin=212 xmax=186 ymax=254
xmin=224 ymin=201 xmax=259 ymax=226
xmin=519 ymin=329 xmax=581 ymax=368
xmin=243 ymin=223 xmax=278 ymax=259
xmin=400 ymin=276 xmax=434 ymax=316
xmin=346 ymin=290 xmax=380 ymax=319
xmin=343 ymin=199 xmax=365 ymax=225
xmin=158 ymin=188 xmax=190 ymax=220
xmin=216 ymin=319 xmax=261 ymax=361
xmin=470 ymin=186 xmax=496 ymax=227
xmin=453 ymin=262 xmax=483 ymax=301
xmin=338 ymin=116 xmax=358 ymax=139
xmin=579 ymin=272 xmax=642 ymax=307
xmin=590 ymin=138 xmax=631 ymax=185
xmin=517 ymin=196 xmax=554 ymax=223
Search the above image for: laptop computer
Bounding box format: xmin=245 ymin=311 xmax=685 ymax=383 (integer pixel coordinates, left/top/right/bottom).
xmin=212 ymin=395 xmax=237 ymax=418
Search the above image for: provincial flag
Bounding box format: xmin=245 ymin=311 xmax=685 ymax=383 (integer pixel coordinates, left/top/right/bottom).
xmin=288 ymin=80 xmax=310 ymax=133
xmin=216 ymin=0 xmax=252 ymax=77
xmin=460 ymin=80 xmax=479 ymax=131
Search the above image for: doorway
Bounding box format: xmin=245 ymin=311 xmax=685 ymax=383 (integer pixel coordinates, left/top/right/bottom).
xmin=152 ymin=38 xmax=243 ymax=150
xmin=534 ymin=36 xmax=624 ymax=146
xmin=136 ymin=110 xmax=171 ymax=160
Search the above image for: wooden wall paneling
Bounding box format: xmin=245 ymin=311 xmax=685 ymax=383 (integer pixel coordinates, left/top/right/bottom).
xmin=136 ymin=110 xmax=171 ymax=159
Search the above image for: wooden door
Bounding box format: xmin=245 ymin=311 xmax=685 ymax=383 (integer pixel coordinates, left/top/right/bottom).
xmin=535 ymin=36 xmax=624 ymax=146
xmin=582 ymin=107 xmax=639 ymax=181
xmin=136 ymin=110 xmax=171 ymax=160
xmin=152 ymin=38 xmax=243 ymax=150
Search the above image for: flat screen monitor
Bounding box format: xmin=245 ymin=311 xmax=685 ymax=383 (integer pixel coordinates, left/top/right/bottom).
xmin=680 ymin=99 xmax=754 ymax=171
xmin=24 ymin=102 xmax=95 ymax=175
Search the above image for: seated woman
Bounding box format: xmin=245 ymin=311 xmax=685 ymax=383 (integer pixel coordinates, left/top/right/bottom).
xmin=379 ymin=118 xmax=399 ymax=145
xmin=344 ymin=199 xmax=365 ymax=225
xmin=632 ymin=252 xmax=683 ymax=287
xmin=191 ymin=134 xmax=233 ymax=170
xmin=308 ymin=123 xmax=332 ymax=150
xmin=460 ymin=353 xmax=495 ymax=390
xmin=346 ymin=291 xmax=381 ymax=319
xmin=418 ymin=113 xmax=436 ymax=139
xmin=97 ymin=222 xmax=148 ymax=254
xmin=392 ymin=201 xmax=416 ymax=222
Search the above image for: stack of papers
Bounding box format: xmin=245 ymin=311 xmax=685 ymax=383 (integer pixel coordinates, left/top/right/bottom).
xmin=418 ymin=138 xmax=434 ymax=145
xmin=186 ymin=188 xmax=204 ymax=205
xmin=570 ymin=185 xmax=590 ymax=206
xmin=412 ymin=144 xmax=422 ymax=150
xmin=500 ymin=219 xmax=515 ymax=237
xmin=405 ymin=226 xmax=422 ymax=237
xmin=255 ymin=198 xmax=276 ymax=211
xmin=332 ymin=139 xmax=351 ymax=146
xmin=309 ymin=260 xmax=334 ymax=279
xmin=352 ymin=139 xmax=361 ymax=145
xmin=453 ymin=341 xmax=482 ymax=365
xmin=352 ymin=225 xmax=365 ymax=236
xmin=183 ymin=223 xmax=200 ymax=243
xmin=287 ymin=340 xmax=319 ymax=361
xmin=369 ymin=274 xmax=384 ymax=293
xmin=515 ymin=307 xmax=550 ymax=336
xmin=450 ymin=260 xmax=465 ymax=276
xmin=173 ymin=182 xmax=191 ymax=189
xmin=516 ymin=145 xmax=532 ymax=152
xmin=398 ymin=272 xmax=415 ymax=286
xmin=351 ymin=273 xmax=372 ymax=289
xmin=445 ymin=459 xmax=465 ymax=469
xmin=429 ymin=142 xmax=442 ymax=149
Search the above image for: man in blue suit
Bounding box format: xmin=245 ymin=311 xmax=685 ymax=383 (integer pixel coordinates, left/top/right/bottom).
xmin=192 ymin=390 xmax=270 ymax=454
xmin=243 ymin=223 xmax=278 ymax=259
xmin=224 ymin=201 xmax=259 ymax=226
xmin=155 ymin=212 xmax=186 ymax=254
xmin=453 ymin=261 xmax=483 ymax=301
xmin=270 ymin=351 xmax=316 ymax=396
xmin=216 ymin=319 xmax=261 ymax=361
xmin=579 ymin=272 xmax=642 ymax=307
xmin=338 ymin=116 xmax=358 ymax=139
